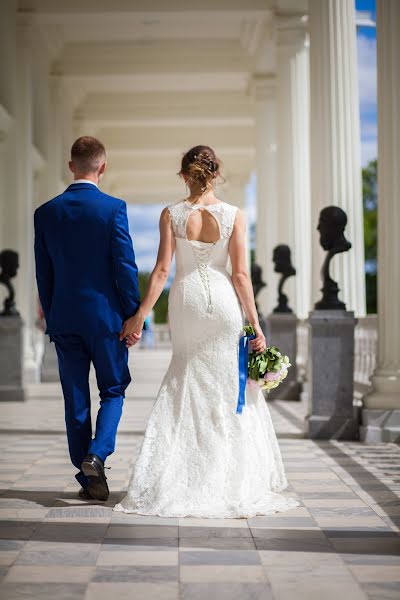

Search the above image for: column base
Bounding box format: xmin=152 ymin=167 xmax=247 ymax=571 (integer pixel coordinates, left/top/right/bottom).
xmin=305 ymin=413 xmax=360 ymax=440
xmin=360 ymin=409 xmax=400 ymax=443
xmin=362 ymin=375 xmax=400 ymax=410
xmin=266 ymin=313 xmax=301 ymax=401
xmin=0 ymin=316 xmax=25 ymax=402
xmin=0 ymin=386 xmax=25 ymax=402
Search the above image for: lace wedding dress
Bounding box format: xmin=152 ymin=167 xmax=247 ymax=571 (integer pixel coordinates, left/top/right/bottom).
xmin=113 ymin=199 xmax=300 ymax=518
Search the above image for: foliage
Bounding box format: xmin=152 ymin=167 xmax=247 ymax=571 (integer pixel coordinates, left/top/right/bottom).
xmin=362 ymin=159 xmax=377 ymax=313
xmin=138 ymin=272 xmax=169 ymax=323
xmin=243 ymin=324 xmax=290 ymax=382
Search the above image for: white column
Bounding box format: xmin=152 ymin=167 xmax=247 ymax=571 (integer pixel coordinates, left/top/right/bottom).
xmin=276 ymin=15 xmax=311 ymax=319
xmin=252 ymin=75 xmax=278 ymax=316
xmin=0 ymin=131 xmax=8 ymax=250
xmin=309 ymin=0 xmax=366 ymax=316
xmin=15 ymin=12 xmax=37 ymax=381
xmin=224 ymin=175 xmax=250 ymax=268
xmin=47 ymin=75 xmax=66 ymax=197
xmin=362 ymin=0 xmax=400 ymax=418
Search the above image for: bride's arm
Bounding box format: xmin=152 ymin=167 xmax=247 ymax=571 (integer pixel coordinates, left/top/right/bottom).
xmin=229 ymin=209 xmax=267 ymax=354
xmin=119 ymin=207 xmax=175 ymax=341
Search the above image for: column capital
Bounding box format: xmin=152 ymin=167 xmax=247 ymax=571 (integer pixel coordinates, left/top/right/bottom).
xmin=275 ymin=13 xmax=308 ymax=48
xmin=250 ymin=74 xmax=276 ymax=101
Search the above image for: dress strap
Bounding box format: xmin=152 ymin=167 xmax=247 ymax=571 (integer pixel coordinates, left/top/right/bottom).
xmin=167 ymin=202 xmax=188 ymax=238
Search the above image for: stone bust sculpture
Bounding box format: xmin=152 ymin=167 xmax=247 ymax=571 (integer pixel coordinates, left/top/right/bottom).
xmin=0 ymin=249 xmax=19 ymax=316
xmin=315 ymin=206 xmax=352 ymax=310
xmin=272 ymin=245 xmax=296 ymax=313
xmin=250 ymin=262 xmax=266 ymax=316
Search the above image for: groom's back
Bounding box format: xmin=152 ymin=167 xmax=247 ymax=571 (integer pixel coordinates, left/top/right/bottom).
xmin=35 ymin=183 xmax=127 ymax=336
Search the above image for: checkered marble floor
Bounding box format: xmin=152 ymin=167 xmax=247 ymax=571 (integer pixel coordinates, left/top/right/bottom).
xmin=0 ymin=348 xmax=399 ymax=600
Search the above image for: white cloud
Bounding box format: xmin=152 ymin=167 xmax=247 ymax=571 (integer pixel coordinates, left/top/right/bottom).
xmin=361 ymin=138 xmax=377 ymax=166
xmin=357 ymin=33 xmax=377 ymax=113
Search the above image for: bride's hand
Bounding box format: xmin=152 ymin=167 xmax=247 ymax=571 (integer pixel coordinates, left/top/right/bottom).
xmin=249 ymin=323 xmax=267 ymax=354
xmin=119 ymin=311 xmax=145 ymax=345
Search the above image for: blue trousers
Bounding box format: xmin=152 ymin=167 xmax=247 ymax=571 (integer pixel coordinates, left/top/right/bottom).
xmin=53 ymin=332 xmax=131 ymax=488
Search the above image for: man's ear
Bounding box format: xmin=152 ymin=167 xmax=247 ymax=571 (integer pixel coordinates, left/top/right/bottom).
xmin=99 ymin=161 xmax=107 ymax=175
xmin=68 ymin=161 xmax=75 ymax=174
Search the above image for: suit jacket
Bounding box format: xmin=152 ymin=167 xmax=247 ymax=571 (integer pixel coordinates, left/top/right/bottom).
xmin=34 ymin=182 xmax=141 ymax=338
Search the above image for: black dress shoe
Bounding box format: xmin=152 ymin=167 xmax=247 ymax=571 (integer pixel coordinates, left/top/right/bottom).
xmin=78 ymin=487 xmax=94 ymax=501
xmin=81 ymin=454 xmax=109 ymax=501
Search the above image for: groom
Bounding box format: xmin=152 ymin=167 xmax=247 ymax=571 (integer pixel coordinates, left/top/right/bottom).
xmin=34 ymin=136 xmax=142 ymax=501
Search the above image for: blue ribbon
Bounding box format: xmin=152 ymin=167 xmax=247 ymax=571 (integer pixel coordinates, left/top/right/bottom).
xmin=236 ymin=331 xmax=256 ymax=414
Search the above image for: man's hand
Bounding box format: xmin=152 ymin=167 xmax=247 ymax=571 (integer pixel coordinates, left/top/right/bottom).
xmin=119 ymin=311 xmax=145 ymax=347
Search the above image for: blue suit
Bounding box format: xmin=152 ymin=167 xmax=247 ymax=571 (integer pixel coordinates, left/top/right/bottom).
xmin=34 ymin=182 xmax=141 ymax=488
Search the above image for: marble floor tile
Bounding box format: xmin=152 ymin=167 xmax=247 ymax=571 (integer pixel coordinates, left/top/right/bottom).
xmin=179 ymin=537 xmax=257 ymax=551
xmin=178 ymin=525 xmax=252 ymax=538
xmin=247 ymin=507 xmax=311 ymax=523
xmin=253 ymin=529 xmax=335 ymax=553
xmin=359 ymin=582 xmax=400 ymax=600
xmin=31 ymin=522 xmax=108 ymax=543
xmin=302 ymin=498 xmax=369 ymax=508
xmin=4 ymin=564 xmax=95 ymax=583
xmin=85 ymin=582 xmax=179 ymax=600
xmin=93 ymin=565 xmax=178 ymax=582
xmin=266 ymin=568 xmax=368 ymax=600
xmin=250 ymin=517 xmax=317 ymax=530
xmin=105 ymin=524 xmax=178 ymax=539
xmin=348 ymin=565 xmax=400 ymax=582
xmin=180 ymin=565 xmax=267 ymax=583
xmin=179 ymin=550 xmax=261 ymax=566
xmin=258 ymin=550 xmax=346 ymax=568
xmin=97 ymin=550 xmax=178 ymax=566
xmin=0 ymin=551 xmax=20 ymax=566
xmin=15 ymin=541 xmax=100 ymax=565
xmin=181 ymin=582 xmax=273 ymax=600
xmin=102 ymin=538 xmax=178 ymax=550
xmin=0 ymin=582 xmax=87 ymax=600
xmin=179 ymin=518 xmax=249 ymax=528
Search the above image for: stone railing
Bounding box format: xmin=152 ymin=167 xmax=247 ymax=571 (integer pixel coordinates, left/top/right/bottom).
xmin=139 ymin=323 xmax=171 ymax=349
xmin=296 ymin=315 xmax=377 ymax=400
xmin=353 ymin=315 xmax=377 ymax=398
xmin=153 ymin=323 xmax=171 ymax=346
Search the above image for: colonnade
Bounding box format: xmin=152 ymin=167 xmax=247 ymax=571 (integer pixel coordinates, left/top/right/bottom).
xmin=0 ymin=0 xmax=398 ymax=441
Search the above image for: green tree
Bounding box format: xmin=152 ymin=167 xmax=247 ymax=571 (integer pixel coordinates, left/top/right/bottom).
xmin=138 ymin=272 xmax=169 ymax=323
xmin=362 ymin=159 xmax=377 ymax=313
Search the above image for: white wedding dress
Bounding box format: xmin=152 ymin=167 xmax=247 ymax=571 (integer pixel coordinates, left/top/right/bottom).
xmin=114 ymin=199 xmax=300 ymax=518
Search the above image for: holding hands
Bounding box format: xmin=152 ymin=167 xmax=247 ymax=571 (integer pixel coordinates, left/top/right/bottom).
xmin=119 ymin=310 xmax=145 ymax=348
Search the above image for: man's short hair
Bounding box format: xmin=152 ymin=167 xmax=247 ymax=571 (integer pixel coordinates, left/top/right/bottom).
xmin=70 ymin=136 xmax=106 ymax=173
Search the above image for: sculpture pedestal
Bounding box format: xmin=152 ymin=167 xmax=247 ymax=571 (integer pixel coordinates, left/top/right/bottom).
xmin=0 ymin=316 xmax=25 ymax=401
xmin=266 ymin=313 xmax=301 ymax=400
xmin=306 ymin=310 xmax=358 ymax=439
xmin=41 ymin=337 xmax=60 ymax=382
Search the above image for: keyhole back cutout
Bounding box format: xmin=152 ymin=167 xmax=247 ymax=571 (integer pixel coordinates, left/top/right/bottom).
xmin=185 ymin=207 xmax=222 ymax=243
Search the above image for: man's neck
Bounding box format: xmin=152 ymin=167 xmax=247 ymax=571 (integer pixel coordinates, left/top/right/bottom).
xmin=72 ymin=177 xmax=98 ymax=187
xmin=73 ymin=175 xmax=99 ymax=185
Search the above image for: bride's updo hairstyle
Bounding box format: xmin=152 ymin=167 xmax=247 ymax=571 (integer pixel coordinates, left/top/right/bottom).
xmin=179 ymin=145 xmax=223 ymax=192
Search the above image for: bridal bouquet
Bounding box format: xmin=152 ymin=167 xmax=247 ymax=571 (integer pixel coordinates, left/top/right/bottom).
xmin=244 ymin=324 xmax=291 ymax=393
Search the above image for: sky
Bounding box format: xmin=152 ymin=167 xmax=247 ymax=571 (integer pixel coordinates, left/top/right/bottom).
xmin=128 ymin=0 xmax=377 ymax=276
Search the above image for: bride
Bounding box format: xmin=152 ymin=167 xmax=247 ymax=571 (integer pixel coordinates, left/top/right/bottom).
xmin=114 ymin=145 xmax=299 ymax=518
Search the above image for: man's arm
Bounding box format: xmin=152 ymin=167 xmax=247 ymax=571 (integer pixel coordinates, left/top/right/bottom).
xmin=34 ymin=209 xmax=54 ymax=322
xmin=111 ymin=201 xmax=141 ymax=320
